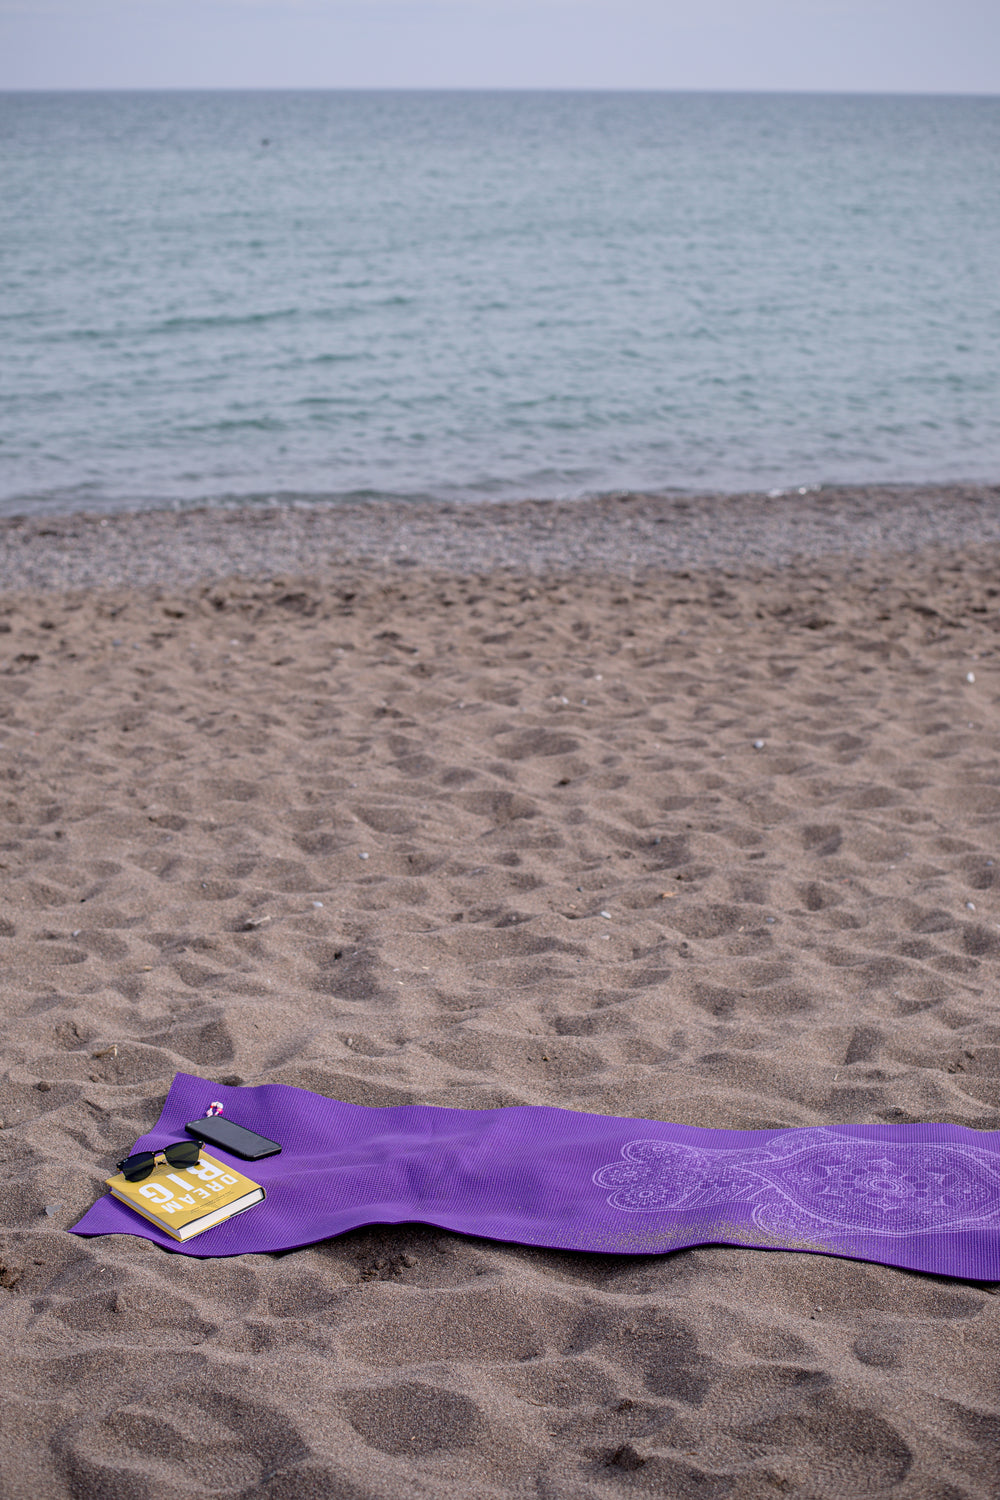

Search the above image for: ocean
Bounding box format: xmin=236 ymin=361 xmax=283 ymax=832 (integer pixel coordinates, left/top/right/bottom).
xmin=2 ymin=89 xmax=999 ymax=517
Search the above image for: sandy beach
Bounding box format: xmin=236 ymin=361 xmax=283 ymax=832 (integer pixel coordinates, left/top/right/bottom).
xmin=1 ymin=484 xmax=999 ymax=1498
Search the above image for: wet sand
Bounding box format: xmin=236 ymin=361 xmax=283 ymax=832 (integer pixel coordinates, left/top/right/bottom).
xmin=1 ymin=486 xmax=999 ymax=1498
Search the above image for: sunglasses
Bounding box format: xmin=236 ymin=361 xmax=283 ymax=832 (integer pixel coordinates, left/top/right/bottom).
xmin=116 ymin=1140 xmax=201 ymax=1182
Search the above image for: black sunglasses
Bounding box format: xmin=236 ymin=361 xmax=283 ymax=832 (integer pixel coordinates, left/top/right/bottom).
xmin=116 ymin=1140 xmax=201 ymax=1182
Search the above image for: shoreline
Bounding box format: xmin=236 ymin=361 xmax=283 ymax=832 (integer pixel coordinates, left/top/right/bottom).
xmin=1 ymin=481 xmax=998 ymax=592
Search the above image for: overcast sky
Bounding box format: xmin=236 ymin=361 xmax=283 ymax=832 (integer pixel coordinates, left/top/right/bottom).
xmin=2 ymin=0 xmax=998 ymax=93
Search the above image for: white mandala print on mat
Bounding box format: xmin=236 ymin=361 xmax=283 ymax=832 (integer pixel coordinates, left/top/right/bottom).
xmin=592 ymin=1132 xmax=1000 ymax=1239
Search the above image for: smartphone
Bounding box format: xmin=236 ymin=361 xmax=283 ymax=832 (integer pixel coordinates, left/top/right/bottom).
xmin=185 ymin=1116 xmax=282 ymax=1160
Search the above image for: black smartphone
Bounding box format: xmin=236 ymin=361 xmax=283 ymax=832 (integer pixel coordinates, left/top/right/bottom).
xmin=185 ymin=1116 xmax=282 ymax=1160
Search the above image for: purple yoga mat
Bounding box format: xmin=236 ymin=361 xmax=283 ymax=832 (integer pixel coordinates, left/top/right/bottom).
xmin=71 ymin=1072 xmax=1000 ymax=1278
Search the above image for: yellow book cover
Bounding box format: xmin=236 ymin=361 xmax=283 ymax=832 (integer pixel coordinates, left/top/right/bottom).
xmin=106 ymin=1150 xmax=265 ymax=1241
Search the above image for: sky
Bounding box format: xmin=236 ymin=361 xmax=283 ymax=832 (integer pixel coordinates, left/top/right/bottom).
xmin=1 ymin=0 xmax=998 ymax=94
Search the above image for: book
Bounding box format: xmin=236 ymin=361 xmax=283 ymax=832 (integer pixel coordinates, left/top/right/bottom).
xmin=105 ymin=1150 xmax=265 ymax=1241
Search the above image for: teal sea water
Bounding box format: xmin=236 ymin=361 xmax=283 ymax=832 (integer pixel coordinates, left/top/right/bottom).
xmin=2 ymin=90 xmax=999 ymax=517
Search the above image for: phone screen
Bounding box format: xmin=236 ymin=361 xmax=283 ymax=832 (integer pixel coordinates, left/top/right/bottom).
xmin=185 ymin=1117 xmax=282 ymax=1159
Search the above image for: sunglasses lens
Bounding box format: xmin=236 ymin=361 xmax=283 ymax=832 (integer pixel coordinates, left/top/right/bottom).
xmin=117 ymin=1141 xmax=199 ymax=1181
xmin=164 ymin=1141 xmax=200 ymax=1169
xmin=120 ymin=1151 xmax=156 ymax=1182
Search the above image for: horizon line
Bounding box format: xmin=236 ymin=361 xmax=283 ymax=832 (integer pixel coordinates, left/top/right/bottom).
xmin=2 ymin=84 xmax=998 ymax=98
